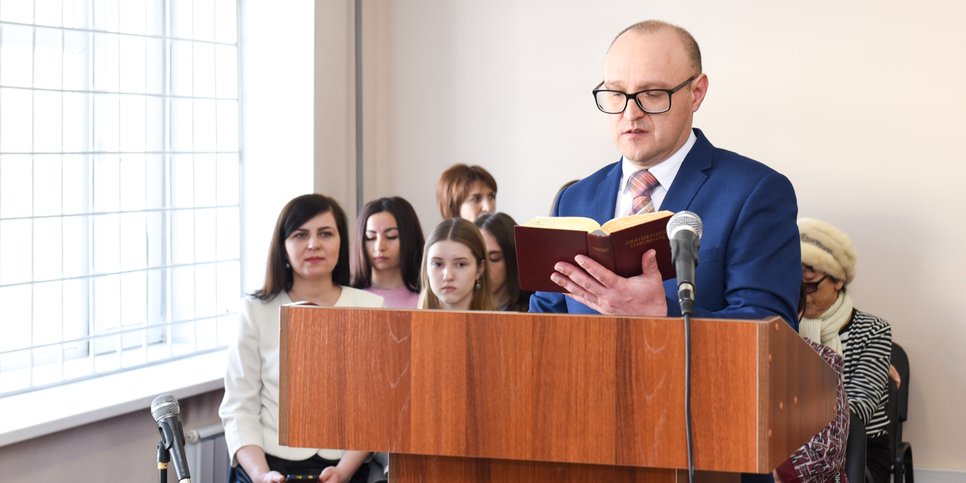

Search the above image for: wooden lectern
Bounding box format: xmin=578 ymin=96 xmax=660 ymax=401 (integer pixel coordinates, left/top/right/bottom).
xmin=278 ymin=307 xmax=837 ymax=482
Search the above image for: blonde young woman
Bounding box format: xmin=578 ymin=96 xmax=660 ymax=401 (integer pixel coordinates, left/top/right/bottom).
xmin=418 ymin=218 xmax=493 ymax=311
xmin=220 ymin=194 xmax=382 ymax=483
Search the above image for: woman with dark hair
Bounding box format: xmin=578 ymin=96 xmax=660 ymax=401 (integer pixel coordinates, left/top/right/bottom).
xmin=418 ymin=218 xmax=493 ymax=311
xmin=474 ymin=212 xmax=532 ymax=312
xmin=350 ymin=197 xmax=425 ymax=308
xmin=220 ymin=194 xmax=382 ymax=483
xmin=435 ymin=163 xmax=498 ymax=220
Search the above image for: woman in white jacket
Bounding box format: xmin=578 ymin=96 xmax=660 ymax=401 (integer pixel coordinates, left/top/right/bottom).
xmin=220 ymin=194 xmax=383 ymax=483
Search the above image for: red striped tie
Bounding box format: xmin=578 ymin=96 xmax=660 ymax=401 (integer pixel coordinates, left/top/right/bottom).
xmin=628 ymin=169 xmax=659 ymax=215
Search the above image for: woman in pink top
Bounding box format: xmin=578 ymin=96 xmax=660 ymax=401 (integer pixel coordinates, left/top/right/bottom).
xmin=350 ymin=197 xmax=425 ymax=308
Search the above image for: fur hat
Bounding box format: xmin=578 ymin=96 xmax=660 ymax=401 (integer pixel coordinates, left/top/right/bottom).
xmin=798 ymin=218 xmax=856 ymax=285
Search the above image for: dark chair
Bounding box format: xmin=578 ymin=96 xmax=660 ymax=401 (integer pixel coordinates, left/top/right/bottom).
xmin=891 ymin=343 xmax=914 ymax=483
xmin=845 ymin=411 xmax=867 ymax=483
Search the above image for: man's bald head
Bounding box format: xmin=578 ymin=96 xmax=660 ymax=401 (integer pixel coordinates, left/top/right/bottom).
xmin=610 ymin=20 xmax=702 ymax=74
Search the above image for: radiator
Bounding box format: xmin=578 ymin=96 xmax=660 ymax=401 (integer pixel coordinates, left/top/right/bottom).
xmin=185 ymin=423 xmax=230 ymax=483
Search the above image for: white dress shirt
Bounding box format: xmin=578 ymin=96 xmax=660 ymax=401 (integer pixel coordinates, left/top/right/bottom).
xmin=614 ymin=130 xmax=697 ymax=218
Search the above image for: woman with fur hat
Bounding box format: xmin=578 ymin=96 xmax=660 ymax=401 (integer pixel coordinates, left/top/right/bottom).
xmin=798 ymin=218 xmax=893 ymax=483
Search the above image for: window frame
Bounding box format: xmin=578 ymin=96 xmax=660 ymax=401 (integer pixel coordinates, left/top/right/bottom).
xmin=0 ymin=0 xmax=243 ymax=398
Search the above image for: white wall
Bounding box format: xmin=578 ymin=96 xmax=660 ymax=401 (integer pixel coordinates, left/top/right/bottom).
xmin=315 ymin=0 xmax=360 ymax=221
xmin=357 ymin=0 xmax=966 ymax=472
xmin=240 ymin=0 xmax=316 ymax=291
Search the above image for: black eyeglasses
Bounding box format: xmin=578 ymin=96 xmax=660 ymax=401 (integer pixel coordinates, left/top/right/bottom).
xmin=592 ymin=75 xmax=697 ymax=114
xmin=804 ymin=275 xmax=831 ymax=294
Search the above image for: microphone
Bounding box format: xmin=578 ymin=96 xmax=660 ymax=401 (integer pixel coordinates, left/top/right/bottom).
xmin=666 ymin=211 xmax=703 ymax=316
xmin=151 ymin=394 xmax=192 ymax=483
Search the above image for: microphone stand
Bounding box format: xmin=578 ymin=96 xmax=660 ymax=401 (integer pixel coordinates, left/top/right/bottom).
xmin=157 ymin=439 xmax=170 ymax=483
xmin=683 ymin=311 xmax=694 ymax=483
xmin=667 ymin=211 xmax=700 ymax=483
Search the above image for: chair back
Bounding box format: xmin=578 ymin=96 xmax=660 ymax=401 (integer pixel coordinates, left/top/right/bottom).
xmin=845 ymin=412 xmax=867 ymax=483
xmin=890 ymin=342 xmax=914 ymax=483
xmin=892 ymin=343 xmax=910 ymax=422
xmin=885 ymin=376 xmax=899 ymax=465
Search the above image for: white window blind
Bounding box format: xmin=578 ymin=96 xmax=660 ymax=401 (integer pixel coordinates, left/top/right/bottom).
xmin=0 ymin=0 xmax=241 ymax=397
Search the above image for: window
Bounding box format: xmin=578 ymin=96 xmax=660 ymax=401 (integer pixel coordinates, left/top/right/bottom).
xmin=0 ymin=0 xmax=241 ymax=396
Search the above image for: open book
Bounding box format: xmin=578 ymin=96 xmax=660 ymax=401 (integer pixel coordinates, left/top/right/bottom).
xmin=513 ymin=211 xmax=675 ymax=293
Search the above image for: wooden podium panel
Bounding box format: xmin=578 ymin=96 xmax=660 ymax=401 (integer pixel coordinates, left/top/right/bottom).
xmin=278 ymin=308 xmax=836 ymax=479
xmin=388 ymin=454 xmax=739 ymax=483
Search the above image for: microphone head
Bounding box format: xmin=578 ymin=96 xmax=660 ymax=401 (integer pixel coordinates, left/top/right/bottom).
xmin=667 ymin=210 xmax=703 ymax=239
xmin=151 ymin=394 xmax=180 ymax=422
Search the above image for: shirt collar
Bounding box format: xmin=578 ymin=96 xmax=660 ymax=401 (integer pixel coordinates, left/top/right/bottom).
xmin=620 ymin=130 xmax=698 ymax=193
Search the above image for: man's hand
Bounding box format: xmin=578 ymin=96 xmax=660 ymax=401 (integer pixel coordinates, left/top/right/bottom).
xmin=550 ymin=249 xmax=668 ymax=316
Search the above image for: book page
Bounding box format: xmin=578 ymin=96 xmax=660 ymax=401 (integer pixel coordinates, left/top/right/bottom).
xmin=523 ymin=216 xmax=602 ymax=233
xmin=600 ymin=210 xmax=672 ymax=234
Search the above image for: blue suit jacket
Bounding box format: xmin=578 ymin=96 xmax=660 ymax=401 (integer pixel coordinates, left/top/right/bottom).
xmin=530 ymin=129 xmax=801 ymax=329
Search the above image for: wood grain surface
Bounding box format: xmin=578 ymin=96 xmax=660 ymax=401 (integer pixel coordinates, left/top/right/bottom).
xmin=278 ymin=307 xmax=836 ymax=476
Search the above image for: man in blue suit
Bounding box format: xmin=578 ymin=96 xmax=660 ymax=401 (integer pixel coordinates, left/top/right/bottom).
xmin=530 ymin=20 xmax=801 ymax=329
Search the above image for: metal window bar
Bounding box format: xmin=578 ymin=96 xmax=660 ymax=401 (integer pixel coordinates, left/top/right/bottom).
xmin=0 ymin=0 xmax=241 ymax=397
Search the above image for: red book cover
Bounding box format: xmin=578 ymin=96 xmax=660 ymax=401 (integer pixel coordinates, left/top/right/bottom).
xmin=514 ymin=211 xmax=676 ymax=293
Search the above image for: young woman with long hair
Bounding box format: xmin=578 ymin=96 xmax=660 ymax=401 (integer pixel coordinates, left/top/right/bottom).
xmin=418 ymin=218 xmax=492 ymax=311
xmin=474 ymin=212 xmax=532 ymax=311
xmin=350 ymin=196 xmax=425 ymax=308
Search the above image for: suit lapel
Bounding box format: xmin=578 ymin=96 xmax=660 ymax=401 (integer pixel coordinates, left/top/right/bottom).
xmin=661 ymin=129 xmax=714 ymax=212
xmin=588 ymin=160 xmax=623 ymax=223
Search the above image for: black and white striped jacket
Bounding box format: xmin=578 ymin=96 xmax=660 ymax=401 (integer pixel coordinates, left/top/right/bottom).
xmin=840 ymin=308 xmax=892 ymax=437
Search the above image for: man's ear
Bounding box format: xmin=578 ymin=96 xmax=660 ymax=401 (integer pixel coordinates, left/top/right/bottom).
xmin=690 ymin=73 xmax=709 ymax=112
